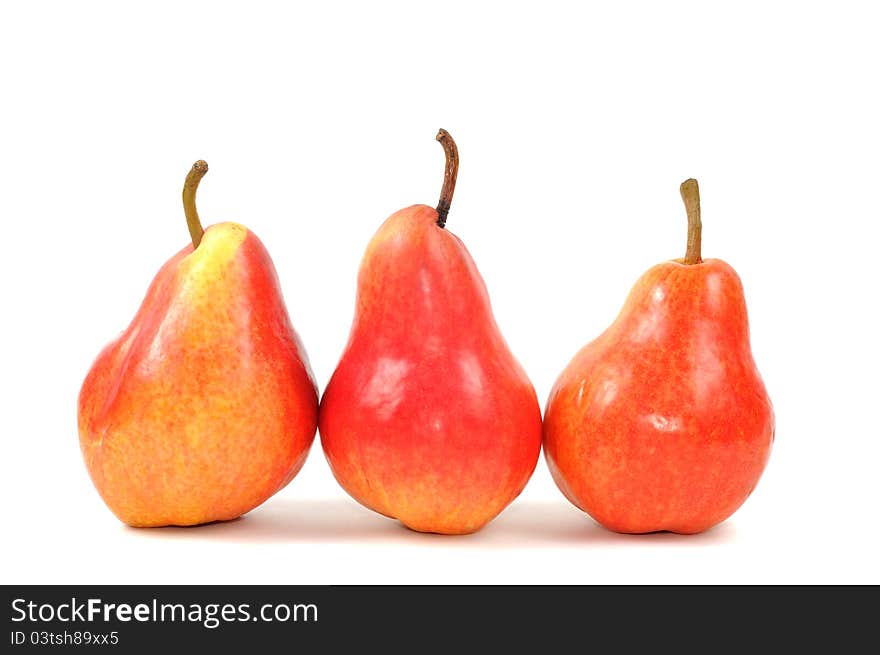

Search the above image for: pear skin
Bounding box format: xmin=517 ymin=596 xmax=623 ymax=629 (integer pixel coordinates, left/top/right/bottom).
xmin=319 ymin=132 xmax=542 ymax=535
xmin=78 ymin=162 xmax=318 ymax=527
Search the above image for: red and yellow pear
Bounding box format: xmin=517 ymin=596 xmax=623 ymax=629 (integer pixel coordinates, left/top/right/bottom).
xmin=543 ymin=179 xmax=774 ymax=534
xmin=78 ymin=161 xmax=318 ymax=527
xmin=319 ymin=130 xmax=543 ymax=535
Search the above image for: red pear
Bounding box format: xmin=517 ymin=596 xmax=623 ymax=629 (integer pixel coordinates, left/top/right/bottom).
xmin=78 ymin=161 xmax=318 ymax=527
xmin=319 ymin=130 xmax=542 ymax=535
xmin=544 ymin=179 xmax=774 ymax=534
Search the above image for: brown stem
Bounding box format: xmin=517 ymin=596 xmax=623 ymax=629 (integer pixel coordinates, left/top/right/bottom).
xmin=680 ymin=178 xmax=702 ymax=264
xmin=435 ymin=129 xmax=459 ymax=228
xmin=183 ymin=160 xmax=209 ymax=248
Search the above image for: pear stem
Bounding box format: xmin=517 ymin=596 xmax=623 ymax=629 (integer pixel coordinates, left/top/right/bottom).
xmin=183 ymin=160 xmax=209 ymax=248
xmin=435 ymin=129 xmax=459 ymax=228
xmin=680 ymin=178 xmax=702 ymax=264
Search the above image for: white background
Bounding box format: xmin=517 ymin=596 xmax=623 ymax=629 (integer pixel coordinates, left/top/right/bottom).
xmin=1 ymin=1 xmax=878 ymax=584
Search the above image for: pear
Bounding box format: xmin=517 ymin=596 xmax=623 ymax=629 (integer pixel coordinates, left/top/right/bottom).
xmin=544 ymin=179 xmax=774 ymax=534
xmin=319 ymin=130 xmax=542 ymax=535
xmin=78 ymin=161 xmax=318 ymax=527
